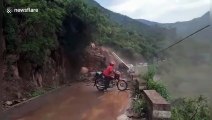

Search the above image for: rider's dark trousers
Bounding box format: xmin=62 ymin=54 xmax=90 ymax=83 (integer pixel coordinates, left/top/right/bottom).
xmin=104 ymin=76 xmax=113 ymax=89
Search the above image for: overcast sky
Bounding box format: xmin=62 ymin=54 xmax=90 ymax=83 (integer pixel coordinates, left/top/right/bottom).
xmin=95 ymin=0 xmax=210 ymax=23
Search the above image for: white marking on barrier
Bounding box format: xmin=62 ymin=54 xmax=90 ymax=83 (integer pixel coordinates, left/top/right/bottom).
xmin=153 ymin=110 xmax=171 ymax=118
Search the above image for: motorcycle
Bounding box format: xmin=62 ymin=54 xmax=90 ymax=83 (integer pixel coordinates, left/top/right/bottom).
xmin=93 ymin=71 xmax=128 ymax=91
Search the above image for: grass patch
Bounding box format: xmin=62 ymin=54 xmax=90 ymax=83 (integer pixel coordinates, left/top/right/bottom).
xmin=30 ymin=89 xmax=45 ymax=97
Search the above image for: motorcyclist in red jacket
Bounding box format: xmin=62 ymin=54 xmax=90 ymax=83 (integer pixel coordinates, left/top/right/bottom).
xmin=102 ymin=61 xmax=115 ymax=90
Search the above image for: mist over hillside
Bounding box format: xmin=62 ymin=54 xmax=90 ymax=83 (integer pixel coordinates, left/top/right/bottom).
xmin=92 ymin=0 xmax=212 ymax=107
xmin=158 ymin=38 xmax=212 ymax=102
xmin=138 ymin=12 xmax=212 ymax=105
xmin=94 ymin=0 xmax=212 ymax=102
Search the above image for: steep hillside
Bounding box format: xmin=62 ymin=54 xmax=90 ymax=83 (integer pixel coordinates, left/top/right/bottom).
xmin=84 ymin=0 xmax=175 ymax=59
xmin=95 ymin=0 xmax=174 ymax=38
xmin=1 ymin=0 xmax=170 ymax=110
xmin=1 ymin=0 xmax=109 ymax=109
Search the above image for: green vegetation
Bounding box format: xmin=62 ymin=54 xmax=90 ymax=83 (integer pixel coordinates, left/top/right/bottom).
xmin=2 ymin=0 xmax=168 ymax=94
xmin=30 ymin=89 xmax=45 ymax=97
xmin=2 ymin=0 xmax=167 ymax=108
xmin=146 ymin=79 xmax=170 ymax=100
xmin=4 ymin=0 xmax=67 ymax=65
xmin=3 ymin=0 xmax=166 ymax=70
xmin=3 ymin=0 xmax=211 ymax=119
xmin=61 ymin=0 xmax=107 ymax=53
xmin=85 ymin=0 xmax=167 ymax=60
xmin=171 ymin=96 xmax=211 ymax=120
xmin=139 ymin=65 xmax=211 ymax=119
xmin=132 ymin=97 xmax=146 ymax=115
xmin=142 ymin=65 xmax=170 ymax=100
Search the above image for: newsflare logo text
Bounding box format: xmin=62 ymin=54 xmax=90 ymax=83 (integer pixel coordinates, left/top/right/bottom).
xmin=7 ymin=7 xmax=39 ymax=13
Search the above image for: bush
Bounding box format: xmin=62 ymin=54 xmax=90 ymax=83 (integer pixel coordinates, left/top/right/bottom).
xmin=171 ymin=96 xmax=211 ymax=120
xmin=142 ymin=64 xmax=169 ymax=100
xmin=147 ymin=79 xmax=170 ymax=100
xmin=132 ymin=98 xmax=147 ymax=115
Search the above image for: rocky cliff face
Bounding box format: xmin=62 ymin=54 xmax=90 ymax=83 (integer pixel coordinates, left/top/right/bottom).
xmin=0 ymin=48 xmax=68 ymax=104
xmin=0 ymin=29 xmax=5 ymax=80
xmin=1 ymin=0 xmax=95 ymax=109
xmin=0 ymin=38 xmax=109 ymax=111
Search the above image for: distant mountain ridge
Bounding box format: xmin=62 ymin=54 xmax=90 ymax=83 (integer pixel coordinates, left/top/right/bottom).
xmin=137 ymin=12 xmax=211 ymax=41
xmin=137 ymin=19 xmax=159 ymax=26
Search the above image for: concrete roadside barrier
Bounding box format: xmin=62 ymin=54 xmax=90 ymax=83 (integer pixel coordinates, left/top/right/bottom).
xmin=143 ymin=90 xmax=171 ymax=120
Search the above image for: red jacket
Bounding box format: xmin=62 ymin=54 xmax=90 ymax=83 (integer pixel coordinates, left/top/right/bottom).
xmin=103 ymin=65 xmax=113 ymax=77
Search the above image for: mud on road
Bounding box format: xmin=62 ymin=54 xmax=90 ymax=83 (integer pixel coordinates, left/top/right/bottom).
xmin=1 ymin=83 xmax=130 ymax=120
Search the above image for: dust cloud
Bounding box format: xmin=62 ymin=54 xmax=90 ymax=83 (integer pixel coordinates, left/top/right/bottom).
xmin=158 ymin=27 xmax=212 ymax=104
xmin=103 ymin=45 xmax=144 ymax=65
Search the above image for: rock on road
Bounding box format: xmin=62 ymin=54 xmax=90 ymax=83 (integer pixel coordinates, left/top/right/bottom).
xmin=4 ymin=83 xmax=130 ymax=120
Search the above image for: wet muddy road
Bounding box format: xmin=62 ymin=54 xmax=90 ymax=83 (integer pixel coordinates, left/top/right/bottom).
xmin=10 ymin=83 xmax=130 ymax=120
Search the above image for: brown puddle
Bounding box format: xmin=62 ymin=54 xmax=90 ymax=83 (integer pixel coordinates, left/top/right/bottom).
xmin=10 ymin=83 xmax=130 ymax=120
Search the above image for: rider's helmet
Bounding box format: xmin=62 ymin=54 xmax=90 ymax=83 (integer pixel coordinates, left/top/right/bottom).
xmin=110 ymin=61 xmax=115 ymax=66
